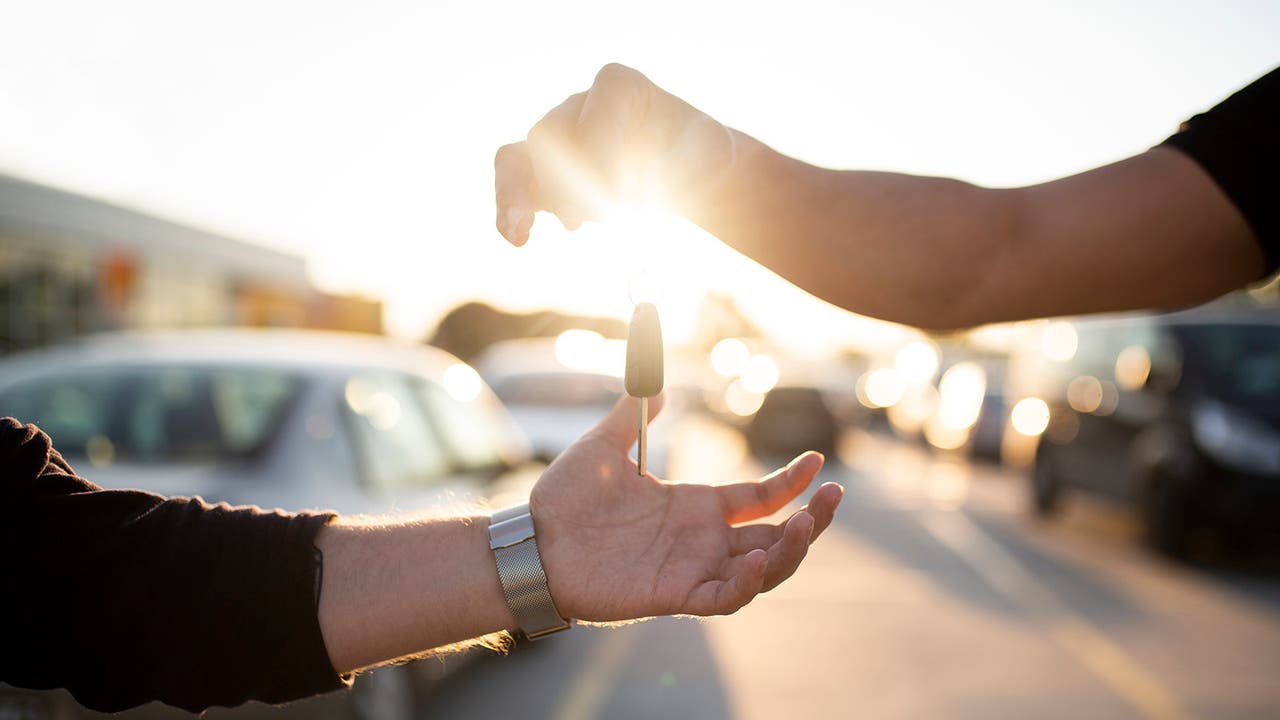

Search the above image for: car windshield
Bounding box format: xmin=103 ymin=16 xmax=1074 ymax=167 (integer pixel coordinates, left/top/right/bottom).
xmin=0 ymin=366 xmax=301 ymax=464
xmin=1175 ymin=323 xmax=1280 ymax=413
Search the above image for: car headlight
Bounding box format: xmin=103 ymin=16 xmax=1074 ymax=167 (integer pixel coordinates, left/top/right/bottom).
xmin=1191 ymin=400 xmax=1280 ymax=476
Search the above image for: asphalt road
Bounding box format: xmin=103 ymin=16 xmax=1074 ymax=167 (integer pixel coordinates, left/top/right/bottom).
xmin=419 ymin=419 xmax=1280 ymax=720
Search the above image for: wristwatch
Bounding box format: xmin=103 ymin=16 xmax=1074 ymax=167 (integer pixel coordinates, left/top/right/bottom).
xmin=488 ymin=503 xmax=571 ymax=640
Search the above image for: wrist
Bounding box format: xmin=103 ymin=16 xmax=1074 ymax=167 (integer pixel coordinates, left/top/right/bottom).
xmin=487 ymin=504 xmax=571 ymax=639
xmin=666 ymin=114 xmax=738 ymax=218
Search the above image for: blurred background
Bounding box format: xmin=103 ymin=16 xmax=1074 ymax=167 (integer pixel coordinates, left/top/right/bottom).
xmin=1 ymin=1 xmax=1278 ymax=718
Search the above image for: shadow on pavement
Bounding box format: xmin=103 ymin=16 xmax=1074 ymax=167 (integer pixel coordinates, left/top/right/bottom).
xmin=420 ymin=617 xmax=734 ymax=719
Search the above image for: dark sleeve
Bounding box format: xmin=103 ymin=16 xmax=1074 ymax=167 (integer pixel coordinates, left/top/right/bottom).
xmin=1160 ymin=66 xmax=1280 ymax=277
xmin=0 ymin=417 xmax=350 ymax=714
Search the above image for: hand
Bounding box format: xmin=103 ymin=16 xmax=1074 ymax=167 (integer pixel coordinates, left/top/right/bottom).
xmin=532 ymin=393 xmax=843 ymax=621
xmin=494 ymin=63 xmax=736 ymax=245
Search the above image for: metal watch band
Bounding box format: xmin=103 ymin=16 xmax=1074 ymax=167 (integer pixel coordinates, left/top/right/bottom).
xmin=489 ymin=503 xmax=570 ymax=640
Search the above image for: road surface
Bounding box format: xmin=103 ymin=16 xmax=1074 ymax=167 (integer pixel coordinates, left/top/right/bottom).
xmin=420 ymin=419 xmax=1280 ymax=720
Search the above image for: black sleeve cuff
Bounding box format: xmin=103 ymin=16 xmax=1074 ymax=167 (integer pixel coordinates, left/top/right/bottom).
xmin=1160 ymin=67 xmax=1280 ymax=277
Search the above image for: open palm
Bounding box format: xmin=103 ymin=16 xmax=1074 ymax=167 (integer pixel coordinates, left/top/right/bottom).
xmin=532 ymin=394 xmax=843 ymax=622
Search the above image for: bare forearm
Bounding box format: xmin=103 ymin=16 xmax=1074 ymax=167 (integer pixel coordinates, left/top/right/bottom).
xmin=314 ymin=514 xmax=516 ymax=673
xmin=688 ymin=130 xmax=1020 ymax=330
xmin=687 ymin=135 xmax=1264 ymax=329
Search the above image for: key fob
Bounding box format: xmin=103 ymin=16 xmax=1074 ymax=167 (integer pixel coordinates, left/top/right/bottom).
xmin=625 ymin=302 xmax=664 ymax=397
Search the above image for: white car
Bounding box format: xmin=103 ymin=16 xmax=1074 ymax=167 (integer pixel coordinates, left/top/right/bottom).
xmin=474 ymin=338 xmax=670 ymax=476
xmin=0 ymin=328 xmax=544 ymax=719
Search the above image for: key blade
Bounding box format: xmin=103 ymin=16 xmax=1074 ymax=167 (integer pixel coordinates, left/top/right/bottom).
xmin=625 ymin=302 xmax=664 ymax=398
xmin=638 ymin=397 xmax=648 ymax=476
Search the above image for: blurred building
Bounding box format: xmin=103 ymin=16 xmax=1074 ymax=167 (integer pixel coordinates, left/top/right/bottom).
xmin=0 ymin=173 xmax=381 ymax=354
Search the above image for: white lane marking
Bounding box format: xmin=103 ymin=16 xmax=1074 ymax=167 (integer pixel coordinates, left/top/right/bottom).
xmin=552 ymin=628 xmax=639 ymax=720
xmin=921 ymin=511 xmax=1195 ymax=720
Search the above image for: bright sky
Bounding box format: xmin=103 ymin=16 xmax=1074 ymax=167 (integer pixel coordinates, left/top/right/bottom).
xmin=0 ymin=0 xmax=1276 ymax=353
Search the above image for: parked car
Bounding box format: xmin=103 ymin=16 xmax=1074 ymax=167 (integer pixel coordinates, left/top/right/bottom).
xmin=1022 ymin=311 xmax=1280 ymax=557
xmin=745 ymin=386 xmax=839 ymax=459
xmin=0 ymin=328 xmax=544 ymax=720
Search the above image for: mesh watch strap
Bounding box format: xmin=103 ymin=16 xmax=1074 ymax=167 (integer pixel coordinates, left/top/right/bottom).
xmin=489 ymin=503 xmax=570 ymax=640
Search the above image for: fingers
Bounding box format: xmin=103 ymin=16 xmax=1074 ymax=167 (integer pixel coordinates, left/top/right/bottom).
xmin=727 ymin=482 xmax=843 ymax=591
xmin=698 ymin=510 xmax=814 ymax=611
xmin=683 ymin=549 xmax=767 ymax=616
xmin=588 ymin=391 xmax=667 ymax=453
xmin=494 ymin=142 xmax=537 ymax=246
xmin=728 ymin=482 xmax=844 ymax=553
xmin=717 ymin=451 xmax=824 ymax=524
xmin=804 ymin=481 xmax=844 ymax=541
xmin=762 ymin=511 xmax=815 ymax=592
xmin=527 ymin=92 xmax=605 ymax=230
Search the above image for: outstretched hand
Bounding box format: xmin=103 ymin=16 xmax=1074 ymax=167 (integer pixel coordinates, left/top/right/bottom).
xmin=494 ymin=63 xmax=735 ymax=245
xmin=533 ymin=393 xmax=843 ymax=622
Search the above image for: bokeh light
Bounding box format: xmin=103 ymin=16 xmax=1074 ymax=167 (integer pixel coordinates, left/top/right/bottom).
xmin=1067 ymin=375 xmax=1103 ymax=413
xmin=889 ymin=385 xmax=938 ymax=434
xmin=924 ymin=421 xmax=970 ymax=451
xmin=554 ymin=329 xmax=606 ymax=371
xmin=1011 ymin=397 xmax=1050 ymax=436
xmin=859 ymin=368 xmax=906 ymax=408
xmin=1041 ymin=321 xmax=1078 ymax=362
xmin=709 ymin=338 xmax=750 ymax=378
xmin=740 ymin=354 xmax=780 ymax=394
xmin=724 ymin=378 xmax=766 ymax=416
xmin=894 ymin=340 xmax=940 ymax=384
xmin=935 ymin=362 xmax=987 ymax=430
xmin=443 ymin=362 xmax=483 ymax=402
xmin=1115 ymin=345 xmax=1152 ymax=390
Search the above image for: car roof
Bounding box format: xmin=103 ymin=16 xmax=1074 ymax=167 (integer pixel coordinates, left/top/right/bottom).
xmin=1072 ymin=307 xmax=1280 ymax=330
xmin=474 ymin=337 xmax=626 ymax=380
xmin=0 ymin=328 xmax=468 ymax=385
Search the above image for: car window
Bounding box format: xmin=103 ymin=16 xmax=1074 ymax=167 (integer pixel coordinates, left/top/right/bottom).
xmin=1071 ymin=324 xmax=1121 ymax=380
xmin=414 ymin=377 xmax=509 ymax=472
xmin=343 ymin=373 xmax=450 ymax=492
xmin=0 ymin=366 xmax=299 ymax=464
xmin=1176 ymin=324 xmax=1280 ymax=410
xmin=492 ymin=373 xmax=621 ymax=407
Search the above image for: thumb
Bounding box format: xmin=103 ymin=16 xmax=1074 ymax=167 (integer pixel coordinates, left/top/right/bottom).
xmin=590 ymin=391 xmax=666 ymax=452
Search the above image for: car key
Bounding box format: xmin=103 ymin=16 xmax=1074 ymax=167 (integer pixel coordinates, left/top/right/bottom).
xmin=625 ymin=302 xmax=664 ymax=476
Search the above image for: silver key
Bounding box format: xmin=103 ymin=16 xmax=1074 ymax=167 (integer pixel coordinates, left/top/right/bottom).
xmin=625 ymin=302 xmax=664 ymax=475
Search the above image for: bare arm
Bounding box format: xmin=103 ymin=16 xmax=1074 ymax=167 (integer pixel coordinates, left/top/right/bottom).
xmin=315 ymin=394 xmax=843 ymax=674
xmin=495 ymin=64 xmax=1266 ymax=330
xmin=695 ymin=136 xmax=1263 ymax=329
xmin=314 ymin=512 xmax=515 ymax=673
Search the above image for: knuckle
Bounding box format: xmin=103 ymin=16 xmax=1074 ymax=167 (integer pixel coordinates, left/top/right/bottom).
xmin=526 ymin=118 xmax=549 ymax=145
xmin=754 ymin=480 xmax=771 ymax=507
xmin=595 ymin=62 xmax=633 ymax=85
xmin=494 ymin=142 xmax=519 ymax=169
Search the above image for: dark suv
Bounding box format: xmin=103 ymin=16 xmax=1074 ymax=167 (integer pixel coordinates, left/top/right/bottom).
xmin=1025 ymin=310 xmax=1280 ymax=557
